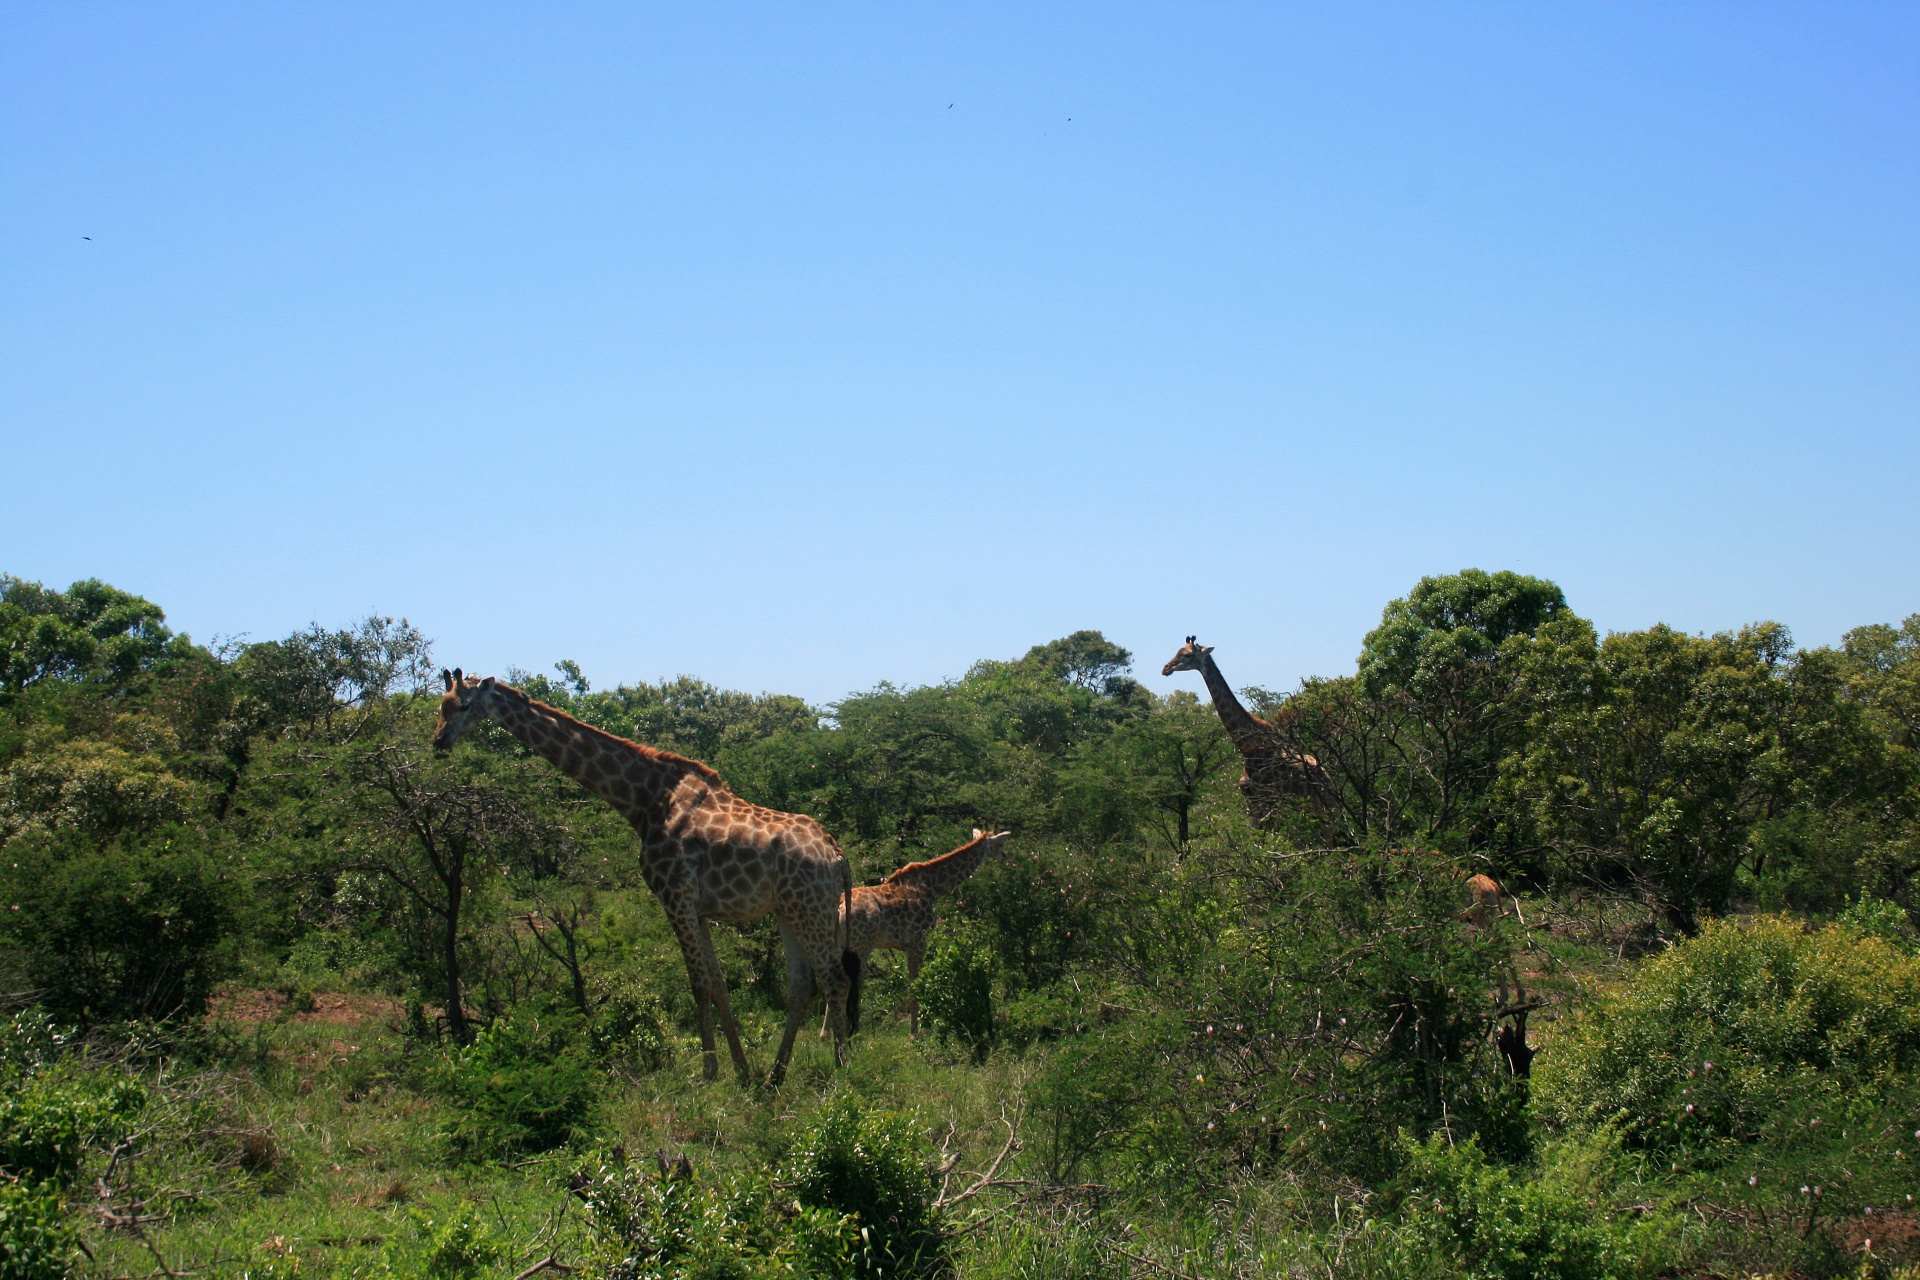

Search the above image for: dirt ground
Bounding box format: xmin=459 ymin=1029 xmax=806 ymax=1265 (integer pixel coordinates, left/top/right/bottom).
xmin=208 ymin=988 xmax=403 ymax=1027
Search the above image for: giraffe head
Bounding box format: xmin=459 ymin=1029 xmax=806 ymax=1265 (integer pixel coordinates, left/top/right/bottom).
xmin=973 ymin=828 xmax=1014 ymax=860
xmin=1161 ymin=636 xmax=1212 ymax=677
xmin=431 ymin=668 xmax=496 ymax=751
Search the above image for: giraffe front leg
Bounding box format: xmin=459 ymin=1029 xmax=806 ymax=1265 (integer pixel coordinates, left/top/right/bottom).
xmin=666 ymin=907 xmax=750 ymax=1085
xmin=906 ymin=945 xmax=924 ymax=1038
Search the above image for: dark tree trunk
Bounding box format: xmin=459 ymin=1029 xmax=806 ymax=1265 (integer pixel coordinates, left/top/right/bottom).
xmin=441 ymin=842 xmax=470 ymax=1045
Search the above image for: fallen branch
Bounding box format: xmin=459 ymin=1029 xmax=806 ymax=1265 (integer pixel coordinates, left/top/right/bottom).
xmin=1107 ymin=1242 xmax=1207 ymax=1280
xmin=512 ymin=1255 xmax=575 ymax=1280
xmin=934 ymin=1112 xmax=1019 ymax=1209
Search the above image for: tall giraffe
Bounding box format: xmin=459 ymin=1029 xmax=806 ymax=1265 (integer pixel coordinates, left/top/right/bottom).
xmin=828 ymin=829 xmax=1011 ymax=1038
xmin=1161 ymin=637 xmax=1327 ymax=824
xmin=430 ymin=670 xmax=851 ymax=1087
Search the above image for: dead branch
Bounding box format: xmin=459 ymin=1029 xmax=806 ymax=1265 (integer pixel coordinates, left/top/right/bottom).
xmin=1106 ymin=1242 xmax=1208 ymax=1280
xmin=934 ymin=1111 xmax=1020 ymax=1209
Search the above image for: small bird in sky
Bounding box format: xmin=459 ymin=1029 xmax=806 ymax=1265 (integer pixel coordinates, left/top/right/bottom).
xmin=83 ymin=236 xmax=91 ymax=240
xmin=948 ymin=103 xmax=953 ymax=108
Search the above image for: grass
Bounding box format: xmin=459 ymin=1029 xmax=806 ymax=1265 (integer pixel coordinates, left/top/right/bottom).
xmin=56 ymin=894 xmax=1920 ymax=1279
xmin=71 ymin=990 xmax=1050 ymax=1279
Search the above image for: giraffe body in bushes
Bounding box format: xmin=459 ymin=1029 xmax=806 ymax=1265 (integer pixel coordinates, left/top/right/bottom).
xmin=1161 ymin=637 xmax=1329 ymax=823
xmin=431 ymin=670 xmax=851 ymax=1087
xmin=828 ymin=829 xmax=1011 ymax=1038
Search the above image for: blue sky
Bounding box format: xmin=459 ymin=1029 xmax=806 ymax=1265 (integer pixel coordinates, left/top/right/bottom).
xmin=4 ymin=4 xmax=1916 ymax=704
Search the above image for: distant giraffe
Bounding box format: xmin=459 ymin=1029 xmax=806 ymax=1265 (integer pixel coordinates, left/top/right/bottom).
xmin=1162 ymin=637 xmax=1327 ymax=823
xmin=1460 ymin=872 xmax=1504 ymax=928
xmin=826 ymin=829 xmax=1012 ymax=1038
xmin=431 ymin=670 xmax=851 ymax=1087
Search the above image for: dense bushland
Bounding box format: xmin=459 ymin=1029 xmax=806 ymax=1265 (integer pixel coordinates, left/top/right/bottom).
xmin=1 ymin=569 xmax=1917 ymax=1278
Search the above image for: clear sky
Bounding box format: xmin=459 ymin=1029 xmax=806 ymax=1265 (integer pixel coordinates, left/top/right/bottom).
xmin=4 ymin=4 xmax=1916 ymax=704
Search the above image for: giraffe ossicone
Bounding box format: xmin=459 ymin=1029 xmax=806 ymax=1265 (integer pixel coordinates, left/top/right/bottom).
xmin=432 ymin=669 xmax=853 ymax=1088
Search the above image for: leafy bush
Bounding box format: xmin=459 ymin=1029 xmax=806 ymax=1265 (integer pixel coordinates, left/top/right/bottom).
xmin=0 ymin=1180 xmax=72 ymax=1280
xmin=781 ymin=1095 xmax=943 ymax=1279
xmin=1053 ymin=847 xmax=1530 ymax=1188
xmin=0 ymin=1012 xmax=65 ymax=1078
xmin=0 ymin=1068 xmax=146 ymax=1187
xmin=1394 ymin=1132 xmax=1679 ymax=1280
xmin=1535 ymin=915 xmax=1920 ymax=1154
xmin=1027 ymin=1015 xmax=1162 ymax=1183
xmin=414 ymin=1203 xmax=506 ymax=1279
xmin=914 ymin=927 xmax=996 ymax=1057
xmin=432 ymin=1011 xmax=597 ymax=1157
xmin=1836 ymin=893 xmax=1919 ymax=952
xmin=0 ymin=825 xmax=238 ymax=1023
xmin=578 ymin=1152 xmax=856 ymax=1280
xmin=588 ymin=975 xmax=671 ymax=1074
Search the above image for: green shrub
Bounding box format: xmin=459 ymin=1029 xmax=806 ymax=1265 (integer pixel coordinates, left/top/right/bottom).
xmin=577 ymin=1152 xmax=857 ymax=1280
xmin=1027 ymin=1017 xmax=1161 ymax=1183
xmin=432 ymin=1011 xmax=597 ymax=1158
xmin=419 ymin=1203 xmax=505 ymax=1279
xmin=1394 ymin=1132 xmax=1680 ymax=1280
xmin=1836 ymin=893 xmax=1919 ymax=953
xmin=0 ymin=825 xmax=238 ymax=1023
xmin=781 ymin=1095 xmax=942 ymax=1279
xmin=0 ymin=1012 xmax=65 ymax=1079
xmin=0 ymin=1181 xmax=73 ymax=1280
xmin=0 ymin=1068 xmax=146 ymax=1186
xmin=1040 ymin=848 xmax=1529 ymax=1189
xmin=915 ymin=927 xmax=996 ymax=1058
xmin=588 ymin=975 xmax=671 ymax=1074
xmin=1535 ymin=915 xmax=1920 ymax=1154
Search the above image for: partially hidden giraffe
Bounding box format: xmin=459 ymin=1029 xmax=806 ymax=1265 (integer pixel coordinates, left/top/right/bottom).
xmin=1459 ymin=872 xmax=1504 ymax=928
xmin=1161 ymin=637 xmax=1329 ymax=824
xmin=430 ymin=670 xmax=852 ymax=1087
xmin=826 ymin=828 xmax=1012 ymax=1039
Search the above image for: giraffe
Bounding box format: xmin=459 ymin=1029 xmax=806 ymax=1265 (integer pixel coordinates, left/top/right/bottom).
xmin=824 ymin=828 xmax=1012 ymax=1039
xmin=1460 ymin=872 xmax=1504 ymax=928
xmin=1161 ymin=637 xmax=1328 ymax=823
xmin=430 ymin=669 xmax=852 ymax=1088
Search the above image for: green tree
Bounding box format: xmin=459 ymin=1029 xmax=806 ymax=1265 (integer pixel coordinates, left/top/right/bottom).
xmin=1350 ymin=569 xmax=1570 ymax=851
xmin=1839 ymin=614 xmax=1920 ymax=749
xmin=0 ymin=576 xmax=179 ymax=697
xmin=1062 ymin=691 xmax=1236 ymax=850
xmin=1503 ymin=619 xmax=1798 ymax=932
xmin=322 ymin=707 xmax=562 ymax=1044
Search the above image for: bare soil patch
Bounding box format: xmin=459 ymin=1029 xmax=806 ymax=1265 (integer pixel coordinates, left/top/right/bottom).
xmin=209 ymin=988 xmax=402 ymax=1027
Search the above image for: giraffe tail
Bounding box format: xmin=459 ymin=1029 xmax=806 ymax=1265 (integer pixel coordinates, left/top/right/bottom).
xmin=839 ymin=858 xmax=860 ymax=1035
xmin=843 ymin=949 xmax=863 ymax=1036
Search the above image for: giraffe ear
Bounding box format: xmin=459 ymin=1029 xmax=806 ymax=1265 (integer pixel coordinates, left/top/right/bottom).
xmin=479 ymin=676 xmax=496 ymax=691
xmin=441 ymin=668 xmax=453 ymax=690
xmin=1199 ymin=645 xmax=1213 ymax=655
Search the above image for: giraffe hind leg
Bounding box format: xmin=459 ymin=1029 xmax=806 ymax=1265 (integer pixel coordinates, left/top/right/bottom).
xmin=774 ymin=922 xmax=850 ymax=1084
xmin=772 ymin=920 xmax=818 ymax=1087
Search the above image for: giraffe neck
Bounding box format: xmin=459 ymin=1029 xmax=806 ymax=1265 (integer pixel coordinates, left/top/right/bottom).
xmin=477 ymin=682 xmax=715 ymax=824
xmin=1197 ymin=651 xmax=1272 ymax=750
xmin=883 ymin=834 xmax=996 ymax=900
